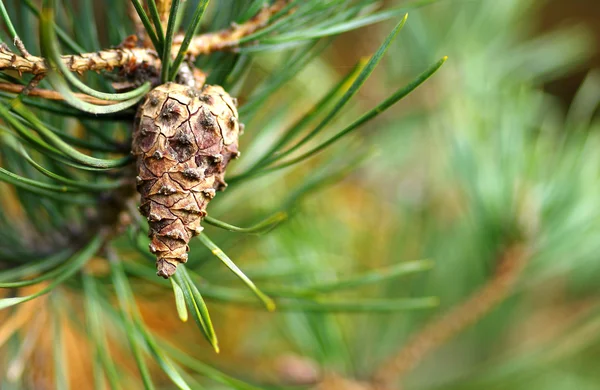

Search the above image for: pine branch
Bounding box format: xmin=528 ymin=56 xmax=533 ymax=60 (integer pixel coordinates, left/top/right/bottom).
xmin=0 ymin=1 xmax=449 ymax=387
xmin=179 ymin=0 xmax=291 ymax=56
xmin=372 ymin=244 xmax=530 ymax=389
xmin=0 ymin=82 xmax=116 ymax=105
xmin=0 ymin=43 xmax=159 ymax=76
xmin=0 ymin=1 xmax=291 ymax=78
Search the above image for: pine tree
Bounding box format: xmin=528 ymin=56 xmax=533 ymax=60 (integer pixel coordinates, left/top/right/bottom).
xmin=3 ymin=0 xmax=596 ymax=389
xmin=0 ymin=0 xmax=446 ymax=388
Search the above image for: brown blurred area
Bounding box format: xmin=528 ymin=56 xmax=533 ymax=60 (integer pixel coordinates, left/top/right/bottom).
xmin=538 ymin=0 xmax=600 ymax=106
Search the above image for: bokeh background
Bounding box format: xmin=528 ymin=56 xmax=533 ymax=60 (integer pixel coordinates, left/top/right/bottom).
xmin=219 ymin=0 xmax=600 ymax=388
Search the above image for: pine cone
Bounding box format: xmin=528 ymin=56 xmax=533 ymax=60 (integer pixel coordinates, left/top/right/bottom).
xmin=132 ymin=82 xmax=240 ymax=278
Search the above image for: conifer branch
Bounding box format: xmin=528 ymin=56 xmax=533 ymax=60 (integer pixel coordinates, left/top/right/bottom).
xmin=0 ymin=82 xmax=116 ymax=105
xmin=0 ymin=43 xmax=160 ymax=76
xmin=179 ymin=0 xmax=291 ymax=56
xmin=372 ymin=244 xmax=530 ymax=389
xmin=0 ymin=1 xmax=291 ymax=78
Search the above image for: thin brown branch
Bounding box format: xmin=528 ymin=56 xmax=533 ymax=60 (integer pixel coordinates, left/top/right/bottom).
xmin=0 ymin=1 xmax=292 ymax=78
xmin=316 ymin=373 xmax=372 ymax=390
xmin=372 ymin=244 xmax=530 ymax=390
xmin=20 ymin=74 xmax=44 ymax=97
xmin=0 ymin=83 xmax=117 ymax=105
xmin=178 ymin=0 xmax=291 ymax=56
xmin=13 ymin=37 xmax=33 ymax=59
xmin=0 ymin=43 xmax=160 ymax=77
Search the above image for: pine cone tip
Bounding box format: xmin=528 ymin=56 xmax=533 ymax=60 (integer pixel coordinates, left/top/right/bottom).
xmin=156 ymin=259 xmax=178 ymax=279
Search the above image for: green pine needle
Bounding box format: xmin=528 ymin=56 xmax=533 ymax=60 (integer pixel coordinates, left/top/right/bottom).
xmin=173 ymin=267 xmax=219 ymax=353
xmin=109 ymin=251 xmax=156 ymax=390
xmin=197 ymin=233 xmax=276 ymax=312
xmin=160 ymin=0 xmax=181 ymax=83
xmin=170 ymin=278 xmax=189 ymax=322
xmin=266 ymin=55 xmax=448 ymax=171
xmin=130 ymin=0 xmax=162 ymax=52
xmin=265 ymin=15 xmax=409 ymax=165
xmin=203 ymin=212 xmax=288 ymax=234
xmin=0 ymin=235 xmax=101 ymax=310
xmin=170 ymin=0 xmax=210 ymax=80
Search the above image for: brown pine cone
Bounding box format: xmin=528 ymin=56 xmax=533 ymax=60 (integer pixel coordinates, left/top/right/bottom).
xmin=132 ymin=82 xmax=240 ymax=278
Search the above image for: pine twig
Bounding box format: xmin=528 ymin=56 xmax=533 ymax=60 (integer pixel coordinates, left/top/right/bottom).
xmin=372 ymin=244 xmax=530 ymax=389
xmin=13 ymin=37 xmax=33 ymax=59
xmin=316 ymin=373 xmax=372 ymax=390
xmin=1 ymin=2 xmax=292 ymax=78
xmin=0 ymin=43 xmax=160 ymax=76
xmin=177 ymin=0 xmax=291 ymax=56
xmin=0 ymin=82 xmax=116 ymax=105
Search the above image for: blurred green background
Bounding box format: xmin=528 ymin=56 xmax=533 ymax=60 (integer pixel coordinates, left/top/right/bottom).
xmin=218 ymin=0 xmax=600 ymax=388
